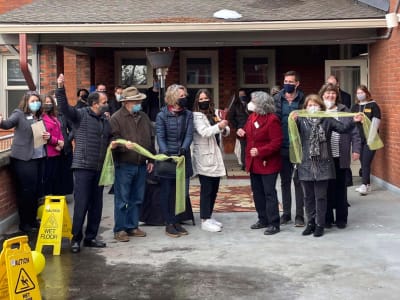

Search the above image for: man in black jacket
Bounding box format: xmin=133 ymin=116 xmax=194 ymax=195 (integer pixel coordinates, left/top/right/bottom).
xmin=326 ymin=75 xmax=352 ymax=108
xmin=56 ymin=74 xmax=111 ymax=253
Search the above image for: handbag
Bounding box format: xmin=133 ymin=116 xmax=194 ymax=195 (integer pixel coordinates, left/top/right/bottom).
xmin=154 ymin=159 xmax=177 ymax=179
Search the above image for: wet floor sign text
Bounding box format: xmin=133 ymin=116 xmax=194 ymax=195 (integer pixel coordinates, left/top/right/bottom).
xmin=0 ymin=236 xmax=41 ymax=300
xmin=35 ymin=196 xmax=73 ymax=255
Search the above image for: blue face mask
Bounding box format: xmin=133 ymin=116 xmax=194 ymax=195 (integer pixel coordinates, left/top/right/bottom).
xmin=283 ymin=84 xmax=296 ymax=94
xmin=132 ymin=104 xmax=142 ymax=113
xmin=29 ymin=101 xmax=41 ymax=112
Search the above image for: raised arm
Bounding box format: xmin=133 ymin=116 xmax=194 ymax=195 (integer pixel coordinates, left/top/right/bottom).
xmin=55 ymin=74 xmax=80 ymax=124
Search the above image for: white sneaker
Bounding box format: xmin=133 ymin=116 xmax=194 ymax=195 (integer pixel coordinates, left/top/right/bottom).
xmin=201 ymin=219 xmax=221 ymax=232
xmin=210 ymin=218 xmax=223 ymax=228
xmin=357 ymin=184 xmax=369 ymax=195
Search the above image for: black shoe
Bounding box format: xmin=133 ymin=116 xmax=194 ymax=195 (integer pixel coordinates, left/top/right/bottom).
xmin=336 ymin=222 xmax=347 ymax=229
xmin=174 ymin=223 xmax=188 ymax=235
xmin=302 ymin=222 xmax=315 ymax=236
xmin=264 ymin=226 xmax=280 ymax=235
xmin=313 ymin=225 xmax=324 ymax=237
xmin=166 ymin=224 xmax=180 ymax=238
xmin=83 ymin=239 xmax=106 ymax=248
xmin=324 ymin=223 xmax=332 ymax=229
xmin=280 ymin=215 xmax=292 ymax=225
xmin=70 ymin=241 xmax=81 ymax=253
xmin=294 ymin=216 xmax=305 ymax=227
xmin=250 ymin=221 xmax=267 ymax=229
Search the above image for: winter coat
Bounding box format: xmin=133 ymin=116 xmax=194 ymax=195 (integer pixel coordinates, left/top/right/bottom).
xmin=42 ymin=113 xmax=64 ymax=157
xmin=192 ymin=112 xmax=229 ymax=177
xmin=228 ymin=99 xmax=249 ymax=129
xmin=156 ymin=106 xmax=194 ymax=177
xmin=243 ymin=113 xmax=282 ymax=175
xmin=110 ymin=107 xmax=155 ymax=165
xmin=296 ymin=116 xmax=355 ymax=181
xmin=56 ymin=87 xmax=111 ymax=171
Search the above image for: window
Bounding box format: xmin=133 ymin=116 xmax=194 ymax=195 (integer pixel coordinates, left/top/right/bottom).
xmin=180 ymin=51 xmax=219 ymax=108
xmin=237 ymin=49 xmax=275 ymax=92
xmin=115 ymin=51 xmax=151 ymax=89
xmin=1 ymin=55 xmax=38 ymax=117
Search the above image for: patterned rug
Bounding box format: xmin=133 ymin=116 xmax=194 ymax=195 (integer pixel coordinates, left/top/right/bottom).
xmin=189 ymin=184 xmax=255 ymax=212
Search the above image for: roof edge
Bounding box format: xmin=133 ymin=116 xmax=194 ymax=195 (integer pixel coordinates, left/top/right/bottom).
xmin=0 ymin=19 xmax=387 ymax=34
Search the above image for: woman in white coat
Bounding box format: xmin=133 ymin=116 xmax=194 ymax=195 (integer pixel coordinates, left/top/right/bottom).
xmin=192 ymin=89 xmax=230 ymax=232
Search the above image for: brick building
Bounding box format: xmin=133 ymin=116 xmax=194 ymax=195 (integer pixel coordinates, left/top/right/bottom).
xmin=0 ymin=0 xmax=399 ymax=231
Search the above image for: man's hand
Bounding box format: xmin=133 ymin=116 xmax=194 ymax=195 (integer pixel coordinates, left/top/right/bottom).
xmin=57 ymin=74 xmax=65 ymax=88
xmin=147 ymin=162 xmax=154 ymax=173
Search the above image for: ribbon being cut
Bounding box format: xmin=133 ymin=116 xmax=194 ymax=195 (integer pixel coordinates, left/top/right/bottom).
xmin=99 ymin=139 xmax=186 ymax=215
xmin=288 ymin=111 xmax=384 ymax=164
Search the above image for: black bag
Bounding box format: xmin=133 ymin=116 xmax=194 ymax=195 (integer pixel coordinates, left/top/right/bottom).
xmin=154 ymin=159 xmax=177 ymax=179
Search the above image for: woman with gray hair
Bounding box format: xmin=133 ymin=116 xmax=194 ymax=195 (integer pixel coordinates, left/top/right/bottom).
xmin=237 ymin=91 xmax=283 ymax=235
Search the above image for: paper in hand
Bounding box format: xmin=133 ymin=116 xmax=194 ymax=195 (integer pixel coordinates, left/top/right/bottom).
xmin=31 ymin=120 xmax=46 ymax=148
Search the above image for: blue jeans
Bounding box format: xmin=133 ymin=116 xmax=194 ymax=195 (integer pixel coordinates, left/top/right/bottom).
xmin=113 ymin=163 xmax=146 ymax=233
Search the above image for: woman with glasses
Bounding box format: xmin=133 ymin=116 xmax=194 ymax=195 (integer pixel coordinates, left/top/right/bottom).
xmin=0 ymin=91 xmax=50 ymax=233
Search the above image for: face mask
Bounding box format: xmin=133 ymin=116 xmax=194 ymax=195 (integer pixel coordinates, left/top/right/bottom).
xmin=198 ymin=101 xmax=210 ymax=110
xmin=324 ymin=100 xmax=335 ymax=110
xmin=247 ymin=101 xmax=256 ymax=112
xmin=43 ymin=104 xmax=54 ymax=112
xmin=239 ymin=96 xmax=248 ymax=103
xmin=283 ymin=84 xmax=296 ymax=94
xmin=115 ymin=94 xmax=122 ymax=101
xmin=99 ymin=103 xmax=109 ymax=114
xmin=357 ymin=93 xmax=366 ymax=101
xmin=131 ymin=104 xmax=142 ymax=113
xmin=307 ymin=106 xmax=320 ymax=114
xmin=178 ymin=97 xmax=188 ymax=108
xmin=29 ymin=101 xmax=41 ymax=113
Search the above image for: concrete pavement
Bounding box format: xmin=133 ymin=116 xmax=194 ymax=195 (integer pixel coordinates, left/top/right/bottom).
xmin=2 ymin=173 xmax=400 ymax=299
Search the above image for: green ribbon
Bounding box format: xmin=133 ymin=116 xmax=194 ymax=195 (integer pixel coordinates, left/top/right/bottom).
xmin=288 ymin=110 xmax=384 ymax=164
xmin=99 ymin=139 xmax=186 ymax=215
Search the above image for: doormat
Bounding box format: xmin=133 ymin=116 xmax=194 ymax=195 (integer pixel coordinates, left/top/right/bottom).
xmin=189 ymin=185 xmax=255 ymax=212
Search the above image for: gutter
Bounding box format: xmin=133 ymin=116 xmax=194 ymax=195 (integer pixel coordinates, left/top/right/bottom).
xmin=0 ymin=19 xmax=387 ymax=34
xmin=19 ymin=33 xmax=36 ymax=91
xmin=376 ymin=0 xmax=400 ymax=39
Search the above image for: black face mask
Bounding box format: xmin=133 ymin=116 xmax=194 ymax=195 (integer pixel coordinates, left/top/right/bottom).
xmin=178 ymin=97 xmax=188 ymax=108
xmin=43 ymin=104 xmax=54 ymax=112
xmin=198 ymin=101 xmax=210 ymax=110
xmin=239 ymin=96 xmax=249 ymax=103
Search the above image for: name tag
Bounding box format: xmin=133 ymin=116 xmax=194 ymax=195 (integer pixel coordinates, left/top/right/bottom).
xmin=26 ymin=116 xmax=33 ymax=120
xmin=364 ymin=108 xmax=372 ymax=113
xmin=254 ymin=121 xmax=259 ymax=128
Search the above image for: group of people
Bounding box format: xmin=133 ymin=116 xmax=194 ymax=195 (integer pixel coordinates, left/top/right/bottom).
xmin=0 ymin=70 xmax=381 ymax=253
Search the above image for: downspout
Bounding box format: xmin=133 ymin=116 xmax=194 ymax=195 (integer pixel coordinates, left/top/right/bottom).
xmin=376 ymin=0 xmax=400 ymax=40
xmin=19 ymin=33 xmax=36 ymax=91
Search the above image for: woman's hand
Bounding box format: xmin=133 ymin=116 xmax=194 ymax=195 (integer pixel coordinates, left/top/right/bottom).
xmin=57 ymin=140 xmax=64 ymax=148
xmin=125 ymin=141 xmax=135 ymax=150
xmin=291 ymin=111 xmax=298 ymax=121
xmin=353 ymin=113 xmax=364 ymax=123
xmin=237 ymin=128 xmax=246 ymax=137
xmin=352 ymin=152 xmax=360 ymax=161
xmin=57 ymin=74 xmax=65 ymax=88
xmin=218 ymin=119 xmax=228 ymax=130
xmin=250 ymin=147 xmax=259 ymax=157
xmin=42 ymin=131 xmax=51 ymax=141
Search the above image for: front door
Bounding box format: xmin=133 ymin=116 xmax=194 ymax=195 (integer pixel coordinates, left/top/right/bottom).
xmin=325 ymin=59 xmax=368 ymax=107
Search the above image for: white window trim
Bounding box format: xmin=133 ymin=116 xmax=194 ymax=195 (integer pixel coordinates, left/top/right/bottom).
xmin=237 ymin=49 xmax=276 ymax=90
xmin=180 ymin=50 xmax=219 ymax=106
xmin=1 ymin=48 xmax=38 ymax=117
xmin=114 ymin=50 xmax=152 ymax=89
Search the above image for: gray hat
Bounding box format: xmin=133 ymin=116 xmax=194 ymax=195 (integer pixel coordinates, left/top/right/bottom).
xmin=120 ymin=86 xmax=147 ymax=102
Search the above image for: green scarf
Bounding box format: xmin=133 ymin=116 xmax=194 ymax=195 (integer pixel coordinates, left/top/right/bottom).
xmin=288 ymin=110 xmax=384 ymax=164
xmin=99 ymin=139 xmax=186 ymax=215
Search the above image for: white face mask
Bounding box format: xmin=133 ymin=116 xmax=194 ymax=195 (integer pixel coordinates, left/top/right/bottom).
xmin=307 ymin=106 xmax=320 ymax=114
xmin=324 ymin=100 xmax=335 ymax=110
xmin=115 ymin=94 xmax=122 ymax=101
xmin=247 ymin=101 xmax=256 ymax=112
xmin=357 ymin=93 xmax=366 ymax=102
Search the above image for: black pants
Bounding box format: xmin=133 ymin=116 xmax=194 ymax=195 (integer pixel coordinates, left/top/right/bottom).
xmin=44 ymin=155 xmax=61 ymax=195
xmin=240 ymin=139 xmax=247 ymax=169
xmin=250 ymin=172 xmax=280 ymax=227
xmin=302 ymin=180 xmax=328 ymax=226
xmin=360 ymin=142 xmax=376 ymax=185
xmin=198 ymin=175 xmax=220 ymax=219
xmin=11 ymin=157 xmax=44 ymax=229
xmin=280 ymin=151 xmax=304 ymax=219
xmin=326 ymin=158 xmax=348 ymax=225
xmin=72 ymin=169 xmax=104 ymax=242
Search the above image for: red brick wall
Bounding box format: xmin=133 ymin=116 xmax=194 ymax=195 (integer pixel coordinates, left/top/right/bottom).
xmin=0 ymin=165 xmax=16 ymax=220
xmin=369 ymin=0 xmax=400 ymax=188
xmin=0 ymin=0 xmax=33 ymax=14
xmin=39 ymin=45 xmax=58 ymax=95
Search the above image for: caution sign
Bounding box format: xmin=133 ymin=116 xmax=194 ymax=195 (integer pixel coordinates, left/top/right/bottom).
xmin=0 ymin=236 xmax=41 ymax=300
xmin=35 ymin=196 xmax=73 ymax=255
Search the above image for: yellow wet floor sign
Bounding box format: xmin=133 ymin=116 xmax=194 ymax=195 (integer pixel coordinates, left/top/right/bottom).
xmin=0 ymin=236 xmax=41 ymax=300
xmin=35 ymin=196 xmax=73 ymax=255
